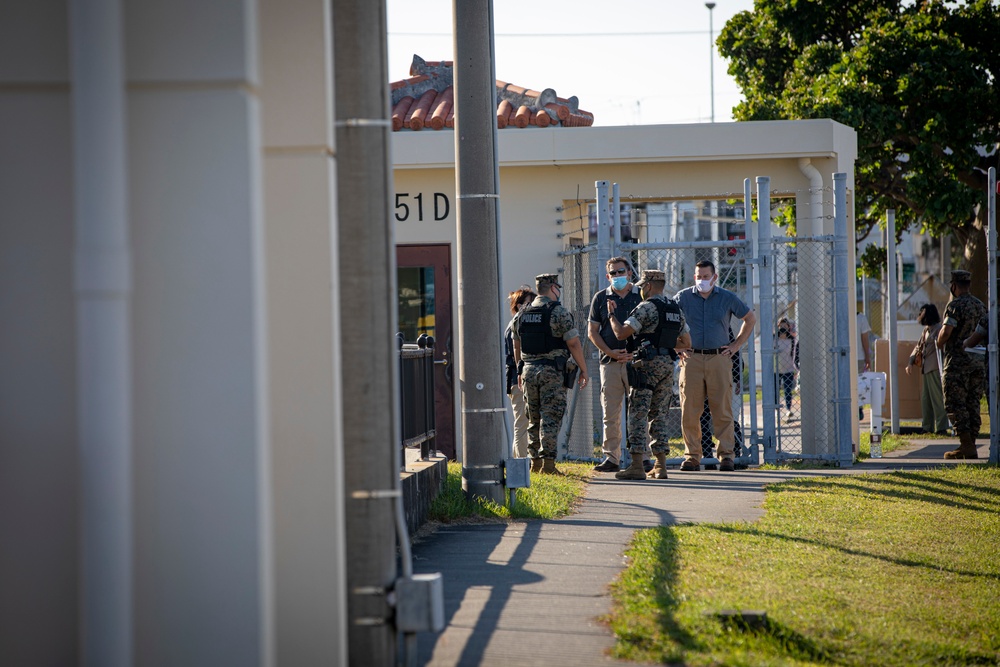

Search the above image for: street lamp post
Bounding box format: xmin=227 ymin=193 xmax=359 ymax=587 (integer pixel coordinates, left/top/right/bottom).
xmin=705 ymin=1 xmax=716 ymax=123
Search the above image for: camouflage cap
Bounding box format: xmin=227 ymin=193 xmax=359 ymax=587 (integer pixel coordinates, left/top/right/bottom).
xmin=535 ymin=273 xmax=562 ymax=289
xmin=950 ymin=269 xmax=972 ymax=283
xmin=635 ymin=269 xmax=666 ymax=286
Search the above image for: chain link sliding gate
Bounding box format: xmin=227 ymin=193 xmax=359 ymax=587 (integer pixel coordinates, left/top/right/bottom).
xmin=557 ymin=176 xmax=856 ymax=466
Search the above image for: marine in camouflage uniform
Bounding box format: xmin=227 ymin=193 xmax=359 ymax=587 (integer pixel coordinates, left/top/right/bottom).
xmin=938 ymin=269 xmax=987 ymax=459
xmin=512 ymin=273 xmax=589 ymax=474
xmin=607 ymin=270 xmax=690 ymax=480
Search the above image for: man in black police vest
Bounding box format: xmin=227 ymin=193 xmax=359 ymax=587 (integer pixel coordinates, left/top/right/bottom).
xmin=512 ymin=273 xmax=589 ymax=474
xmin=608 ymin=269 xmax=690 ymax=480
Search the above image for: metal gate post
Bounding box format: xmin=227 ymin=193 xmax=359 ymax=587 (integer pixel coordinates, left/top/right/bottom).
xmin=886 ymin=209 xmax=900 ymax=434
xmin=988 ymin=167 xmax=998 ymax=464
xmin=832 ymin=173 xmax=855 ymax=466
xmin=611 ymin=182 xmax=622 ymax=260
xmin=744 ymin=178 xmax=760 ymax=463
xmin=757 ymin=176 xmax=777 ymax=462
xmin=595 ymin=181 xmax=612 ymax=292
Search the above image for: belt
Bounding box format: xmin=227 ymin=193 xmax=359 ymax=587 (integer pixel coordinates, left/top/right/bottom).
xmin=523 ymin=358 xmax=560 ymax=367
xmin=691 ymin=348 xmax=725 ymax=355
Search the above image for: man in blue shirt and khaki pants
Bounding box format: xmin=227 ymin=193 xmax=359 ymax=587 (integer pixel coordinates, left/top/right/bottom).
xmin=675 ymin=260 xmax=756 ymax=471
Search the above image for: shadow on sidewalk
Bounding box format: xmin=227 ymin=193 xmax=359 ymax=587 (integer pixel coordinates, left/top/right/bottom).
xmin=411 ymin=522 xmax=544 ymax=666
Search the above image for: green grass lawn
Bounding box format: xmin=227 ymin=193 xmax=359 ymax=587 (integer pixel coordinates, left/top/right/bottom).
xmin=427 ymin=461 xmax=593 ymax=523
xmin=606 ymin=466 xmax=1000 ymax=666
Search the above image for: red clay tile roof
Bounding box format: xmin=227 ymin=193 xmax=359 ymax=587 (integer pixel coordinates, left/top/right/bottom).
xmin=390 ymin=55 xmax=594 ymax=131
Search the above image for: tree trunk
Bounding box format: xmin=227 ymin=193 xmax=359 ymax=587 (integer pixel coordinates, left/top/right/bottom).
xmin=963 ymin=205 xmax=989 ymax=303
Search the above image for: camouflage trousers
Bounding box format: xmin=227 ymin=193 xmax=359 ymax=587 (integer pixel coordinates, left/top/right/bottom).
xmin=942 ymin=356 xmax=986 ymax=435
xmin=626 ymin=356 xmax=675 ymax=456
xmin=521 ymin=363 xmax=567 ymax=459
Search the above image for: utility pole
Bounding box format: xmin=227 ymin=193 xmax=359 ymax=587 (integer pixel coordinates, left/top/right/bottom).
xmin=706 ymin=2 xmax=716 ymax=123
xmin=333 ymin=1 xmax=400 ymax=664
xmin=453 ymin=0 xmax=507 ymax=505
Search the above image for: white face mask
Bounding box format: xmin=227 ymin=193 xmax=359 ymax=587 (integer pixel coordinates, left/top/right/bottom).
xmin=695 ymin=278 xmax=713 ymax=293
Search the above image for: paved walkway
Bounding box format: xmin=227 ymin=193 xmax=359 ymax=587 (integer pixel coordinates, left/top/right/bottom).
xmin=410 ymin=439 xmax=993 ymax=666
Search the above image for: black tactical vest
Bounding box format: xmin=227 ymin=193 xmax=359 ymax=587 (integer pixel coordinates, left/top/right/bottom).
xmin=517 ymin=301 xmax=568 ymax=354
xmin=636 ymin=298 xmax=683 ymax=350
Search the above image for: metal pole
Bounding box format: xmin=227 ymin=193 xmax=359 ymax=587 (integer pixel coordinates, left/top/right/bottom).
xmin=70 ymin=1 xmax=133 ymax=663
xmin=744 ymin=178 xmax=759 ymax=463
xmin=886 ymin=210 xmax=899 ymax=434
xmin=988 ymin=167 xmax=998 ymax=464
xmin=333 ymin=0 xmax=399 ymax=662
xmin=612 ymin=182 xmax=622 ymax=259
xmin=705 ymin=2 xmax=716 ymax=123
xmin=595 ymin=180 xmax=612 ymax=288
xmin=832 ymin=173 xmax=855 ymax=467
xmin=757 ymin=177 xmax=777 ymax=462
xmin=454 ymin=0 xmax=507 ymax=505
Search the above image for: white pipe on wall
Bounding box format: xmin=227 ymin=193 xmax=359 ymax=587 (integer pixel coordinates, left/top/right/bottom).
xmin=69 ymin=0 xmax=133 ymax=664
xmin=798 ymin=158 xmax=823 ymax=236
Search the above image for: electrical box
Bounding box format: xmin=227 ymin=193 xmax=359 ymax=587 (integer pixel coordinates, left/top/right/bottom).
xmin=395 ymin=573 xmax=444 ymax=633
xmin=504 ymin=457 xmax=531 ymax=489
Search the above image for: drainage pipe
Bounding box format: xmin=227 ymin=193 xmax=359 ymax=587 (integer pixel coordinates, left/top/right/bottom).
xmin=70 ymin=2 xmax=133 ymax=664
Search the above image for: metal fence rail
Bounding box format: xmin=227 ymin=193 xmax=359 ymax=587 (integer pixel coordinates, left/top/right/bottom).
xmin=397 ymin=333 xmax=436 ymax=464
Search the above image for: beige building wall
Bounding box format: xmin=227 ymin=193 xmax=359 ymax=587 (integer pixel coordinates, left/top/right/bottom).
xmin=394 ymin=120 xmax=857 ymax=297
xmin=392 ymin=119 xmax=860 ymax=456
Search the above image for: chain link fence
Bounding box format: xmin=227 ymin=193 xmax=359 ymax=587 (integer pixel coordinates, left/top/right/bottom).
xmin=557 ymin=177 xmax=855 ymax=466
xmin=766 ymin=236 xmax=837 ymax=459
xmin=559 ymin=218 xmax=755 ymax=465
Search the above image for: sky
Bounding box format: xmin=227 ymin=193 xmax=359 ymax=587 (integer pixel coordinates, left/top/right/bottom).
xmin=386 ymin=0 xmax=757 ymax=127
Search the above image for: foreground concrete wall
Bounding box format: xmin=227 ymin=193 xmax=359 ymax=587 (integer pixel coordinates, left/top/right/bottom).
xmin=0 ymin=3 xmax=78 ymax=663
xmin=1 ymin=1 xmax=350 ymax=664
xmin=126 ymin=0 xmax=270 ymax=663
xmin=259 ymin=0 xmax=347 ymax=664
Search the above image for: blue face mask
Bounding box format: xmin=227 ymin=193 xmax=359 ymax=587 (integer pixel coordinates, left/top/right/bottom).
xmin=610 ymin=276 xmax=628 ymax=290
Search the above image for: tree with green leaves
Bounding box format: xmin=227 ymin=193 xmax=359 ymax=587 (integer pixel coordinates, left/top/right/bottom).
xmin=719 ymin=0 xmax=999 ymax=299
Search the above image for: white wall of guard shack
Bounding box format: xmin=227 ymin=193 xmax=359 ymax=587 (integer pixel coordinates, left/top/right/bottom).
xmin=391 ymin=119 xmax=860 ymax=457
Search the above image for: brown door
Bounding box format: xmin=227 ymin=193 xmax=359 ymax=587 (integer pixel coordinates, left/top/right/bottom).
xmin=396 ymin=244 xmax=455 ymax=459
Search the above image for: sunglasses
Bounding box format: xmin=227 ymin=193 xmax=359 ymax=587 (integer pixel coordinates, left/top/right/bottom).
xmin=608 ymin=268 xmax=629 ymax=276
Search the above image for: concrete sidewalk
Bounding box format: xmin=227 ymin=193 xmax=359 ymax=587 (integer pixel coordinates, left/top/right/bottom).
xmin=410 ymin=439 xmax=993 ymax=666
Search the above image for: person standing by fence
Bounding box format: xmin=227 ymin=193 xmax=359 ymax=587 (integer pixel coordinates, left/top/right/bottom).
xmin=776 ymin=317 xmax=799 ymax=422
xmin=675 ymin=260 xmax=756 ymax=472
xmin=857 ymin=311 xmax=873 ymax=373
xmin=587 ymin=256 xmax=650 ymax=473
xmin=505 ymin=286 xmax=536 ymax=457
xmin=905 ymin=304 xmax=949 ymax=435
xmin=512 ymin=274 xmax=589 ymax=475
xmin=937 ymin=270 xmax=986 ymax=459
